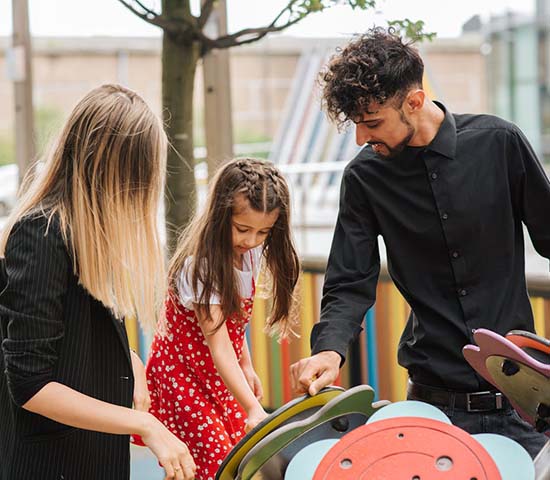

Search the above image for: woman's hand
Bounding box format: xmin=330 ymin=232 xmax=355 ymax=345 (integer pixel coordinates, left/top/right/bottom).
xmin=140 ymin=413 xmax=197 ymax=480
xmin=130 ymin=350 xmax=151 ymax=412
xmin=22 ymin=382 xmax=195 ymax=479
xmin=241 ymin=364 xmax=264 ymax=401
xmin=244 ymin=404 xmax=268 ymax=433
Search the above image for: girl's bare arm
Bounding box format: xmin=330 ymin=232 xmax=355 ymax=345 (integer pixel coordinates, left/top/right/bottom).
xmin=197 ymin=305 xmax=267 ymax=426
xmin=239 ymin=340 xmax=264 ymax=401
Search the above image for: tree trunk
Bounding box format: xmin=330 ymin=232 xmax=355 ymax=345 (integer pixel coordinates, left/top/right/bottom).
xmin=161 ymin=13 xmax=200 ymax=255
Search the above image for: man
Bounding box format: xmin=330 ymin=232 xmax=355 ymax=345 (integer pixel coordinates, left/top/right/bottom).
xmin=290 ymin=28 xmax=550 ymax=457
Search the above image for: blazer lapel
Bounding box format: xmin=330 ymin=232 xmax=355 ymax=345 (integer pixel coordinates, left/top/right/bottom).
xmin=110 ymin=315 xmax=132 ymax=369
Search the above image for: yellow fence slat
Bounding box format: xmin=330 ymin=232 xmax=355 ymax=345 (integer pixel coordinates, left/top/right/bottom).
xmin=531 ymin=297 xmax=545 ymax=337
xmin=300 ymin=273 xmax=315 ymax=359
xmin=387 ymin=285 xmax=408 ymax=401
xmin=252 ymin=298 xmax=271 ymax=408
xmin=126 ymin=316 xmax=139 ymax=352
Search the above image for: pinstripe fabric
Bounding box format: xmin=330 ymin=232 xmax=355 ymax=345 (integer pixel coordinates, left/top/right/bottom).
xmin=0 ymin=214 xmax=134 ymax=480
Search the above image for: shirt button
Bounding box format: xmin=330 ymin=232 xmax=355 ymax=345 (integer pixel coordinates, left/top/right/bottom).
xmin=452 ymin=251 xmax=459 ymax=258
xmin=430 ymin=172 xmax=438 ymax=180
xmin=441 ymin=213 xmax=449 ymax=220
xmin=459 ymin=289 xmax=468 ymax=296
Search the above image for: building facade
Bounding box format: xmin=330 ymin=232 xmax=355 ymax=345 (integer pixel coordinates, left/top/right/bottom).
xmin=486 ymin=0 xmax=550 ymax=162
xmin=0 ymin=33 xmax=486 ymax=163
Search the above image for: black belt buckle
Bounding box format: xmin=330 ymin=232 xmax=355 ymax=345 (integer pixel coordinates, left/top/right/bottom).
xmin=466 ymin=390 xmax=503 ymax=412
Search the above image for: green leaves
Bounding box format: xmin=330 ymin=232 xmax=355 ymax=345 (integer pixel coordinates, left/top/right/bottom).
xmin=347 ymin=0 xmax=377 ymax=10
xmin=270 ymin=3 xmax=435 ymax=44
xmin=294 ymin=0 xmax=376 ymax=14
xmin=387 ymin=19 xmax=437 ymax=42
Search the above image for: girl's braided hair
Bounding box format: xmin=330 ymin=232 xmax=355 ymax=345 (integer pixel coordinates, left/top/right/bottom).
xmin=168 ymin=158 xmax=300 ymax=337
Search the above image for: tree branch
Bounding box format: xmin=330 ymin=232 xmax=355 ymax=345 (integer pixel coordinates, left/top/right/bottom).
xmin=118 ymin=0 xmax=202 ymax=38
xmin=117 ymin=0 xmax=159 ymax=25
xmin=206 ymin=11 xmax=306 ymax=52
xmin=198 ymin=0 xmax=216 ymax=29
xmin=133 ymin=0 xmax=158 ymax=17
xmin=266 ymin=0 xmax=301 ymax=29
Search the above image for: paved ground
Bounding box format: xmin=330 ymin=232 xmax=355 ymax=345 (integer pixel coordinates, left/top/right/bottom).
xmin=130 ymin=445 xmax=165 ymax=480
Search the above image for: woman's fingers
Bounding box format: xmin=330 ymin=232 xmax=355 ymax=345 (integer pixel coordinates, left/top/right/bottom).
xmin=163 ymin=462 xmax=194 ymax=480
xmin=162 ymin=461 xmax=175 ymax=480
xmin=141 ymin=413 xmax=196 ymax=479
xmin=182 ymin=461 xmax=197 ymax=480
xmin=173 ymin=464 xmax=184 ymax=480
xmin=179 ymin=447 xmax=197 ymax=479
xmin=149 ymin=432 xmax=195 ymax=479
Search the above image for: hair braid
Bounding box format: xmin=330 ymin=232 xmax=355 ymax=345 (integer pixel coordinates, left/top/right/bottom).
xmin=171 ymin=157 xmax=300 ymax=338
xmin=265 ymin=166 xmax=285 ymax=198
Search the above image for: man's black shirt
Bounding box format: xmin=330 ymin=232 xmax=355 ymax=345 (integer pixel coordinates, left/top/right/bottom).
xmin=311 ymin=103 xmax=550 ymax=391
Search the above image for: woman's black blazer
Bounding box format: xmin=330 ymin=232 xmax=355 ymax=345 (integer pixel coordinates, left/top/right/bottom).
xmin=0 ymin=214 xmax=135 ymax=480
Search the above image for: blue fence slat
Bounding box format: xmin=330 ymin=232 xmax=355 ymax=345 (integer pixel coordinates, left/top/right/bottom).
xmin=365 ymin=307 xmax=379 ymax=400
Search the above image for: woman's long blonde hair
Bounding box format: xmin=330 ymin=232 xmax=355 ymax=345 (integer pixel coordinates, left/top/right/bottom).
xmin=0 ymin=84 xmax=166 ymax=330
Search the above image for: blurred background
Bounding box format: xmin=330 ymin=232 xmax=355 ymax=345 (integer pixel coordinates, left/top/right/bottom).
xmin=2 ymin=1 xmax=550 ymax=477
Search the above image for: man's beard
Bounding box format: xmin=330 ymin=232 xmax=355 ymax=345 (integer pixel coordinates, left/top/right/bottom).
xmin=370 ymin=113 xmax=415 ymax=159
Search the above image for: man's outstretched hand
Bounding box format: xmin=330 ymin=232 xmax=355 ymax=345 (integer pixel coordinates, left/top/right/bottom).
xmin=290 ymin=351 xmax=341 ymax=396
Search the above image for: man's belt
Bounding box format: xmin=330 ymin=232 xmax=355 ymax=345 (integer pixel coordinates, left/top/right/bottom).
xmin=408 ymin=381 xmax=511 ymax=412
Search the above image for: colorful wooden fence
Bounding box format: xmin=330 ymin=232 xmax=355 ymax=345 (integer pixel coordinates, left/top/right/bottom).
xmin=128 ymin=265 xmax=550 ymax=411
xmin=245 ymin=262 xmax=550 ymax=410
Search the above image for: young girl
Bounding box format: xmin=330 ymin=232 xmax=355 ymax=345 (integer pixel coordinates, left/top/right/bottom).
xmin=0 ymin=84 xmax=195 ymax=480
xmin=140 ymin=158 xmax=300 ymax=480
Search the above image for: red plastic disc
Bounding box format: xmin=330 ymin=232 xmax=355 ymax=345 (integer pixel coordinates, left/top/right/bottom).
xmin=312 ymin=417 xmax=501 ymax=480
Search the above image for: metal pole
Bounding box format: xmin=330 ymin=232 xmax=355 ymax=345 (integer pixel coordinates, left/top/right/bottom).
xmin=11 ymin=0 xmax=36 ymax=185
xmin=202 ymin=0 xmax=234 ymax=178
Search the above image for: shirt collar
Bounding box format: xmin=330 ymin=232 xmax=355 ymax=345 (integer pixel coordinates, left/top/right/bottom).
xmin=425 ymin=101 xmax=456 ymax=160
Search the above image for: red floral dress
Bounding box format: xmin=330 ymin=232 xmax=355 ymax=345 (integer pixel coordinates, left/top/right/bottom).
xmin=138 ymin=263 xmax=255 ymax=480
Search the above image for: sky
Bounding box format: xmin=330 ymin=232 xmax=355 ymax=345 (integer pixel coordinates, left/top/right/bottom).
xmin=0 ymin=0 xmax=535 ymax=39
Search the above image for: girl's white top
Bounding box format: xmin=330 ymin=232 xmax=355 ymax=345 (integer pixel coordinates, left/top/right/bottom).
xmin=177 ymin=246 xmax=263 ymax=310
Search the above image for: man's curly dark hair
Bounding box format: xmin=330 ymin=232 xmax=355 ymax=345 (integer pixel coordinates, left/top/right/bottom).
xmin=321 ymin=27 xmax=424 ymax=129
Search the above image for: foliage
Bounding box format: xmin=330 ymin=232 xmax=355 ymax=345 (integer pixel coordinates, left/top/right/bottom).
xmin=0 ymin=106 xmax=64 ymax=167
xmin=0 ymin=107 xmax=63 ymax=165
xmin=0 ymin=134 xmax=14 ymax=166
xmin=388 ymin=19 xmax=436 ymax=42
xmin=234 ymin=128 xmax=272 ymax=145
xmin=35 ymin=106 xmax=64 ymax=156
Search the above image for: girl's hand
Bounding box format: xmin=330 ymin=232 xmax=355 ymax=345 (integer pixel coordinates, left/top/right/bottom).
xmin=130 ymin=350 xmax=151 ymax=412
xmin=140 ymin=413 xmax=197 ymax=480
xmin=245 ymin=405 xmax=269 ymax=433
xmin=242 ymin=365 xmax=264 ymax=401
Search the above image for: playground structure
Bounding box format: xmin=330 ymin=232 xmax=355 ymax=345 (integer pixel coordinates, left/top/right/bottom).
xmin=212 ymin=328 xmax=550 ymax=478
xmin=203 ymin=324 xmax=550 ymax=479
xmin=215 ymin=383 xmax=541 ymax=479
xmin=465 ymin=329 xmax=550 ymax=479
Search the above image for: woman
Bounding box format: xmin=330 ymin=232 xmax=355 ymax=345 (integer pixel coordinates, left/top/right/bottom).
xmin=0 ymin=84 xmax=195 ymax=480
